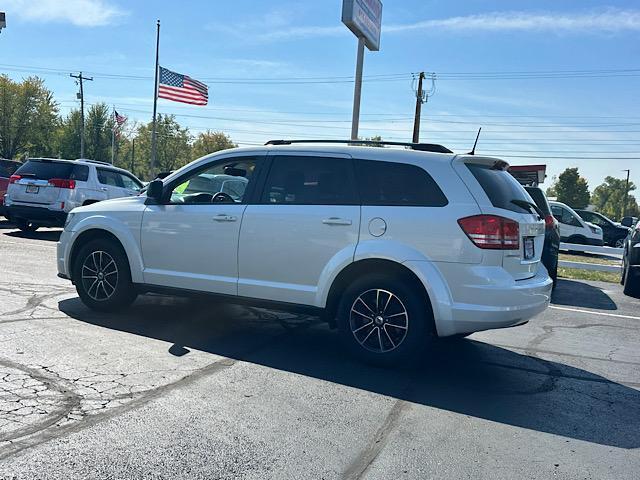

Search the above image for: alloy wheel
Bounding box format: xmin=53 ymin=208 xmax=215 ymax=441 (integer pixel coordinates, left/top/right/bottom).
xmin=81 ymin=250 xmax=119 ymax=301
xmin=349 ymin=289 xmax=409 ymax=353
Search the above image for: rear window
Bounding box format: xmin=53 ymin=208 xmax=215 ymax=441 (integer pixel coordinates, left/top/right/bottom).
xmin=355 ymin=160 xmax=448 ymax=207
xmin=467 ymin=163 xmax=531 ymax=214
xmin=524 ymin=187 xmax=551 ymax=216
xmin=0 ymin=160 xmax=21 ymax=178
xmin=16 ymin=160 xmax=88 ymax=181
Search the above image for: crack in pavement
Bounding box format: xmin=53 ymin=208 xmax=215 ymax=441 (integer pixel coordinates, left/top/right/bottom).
xmin=0 ymin=312 xmax=318 ymax=461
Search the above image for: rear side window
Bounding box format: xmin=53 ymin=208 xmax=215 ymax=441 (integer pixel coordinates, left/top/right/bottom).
xmin=524 ymin=187 xmax=551 ymax=216
xmin=262 ymin=156 xmax=356 ymax=205
xmin=0 ymin=160 xmax=21 ymax=178
xmin=15 ymin=160 xmax=76 ymax=180
xmin=467 ymin=163 xmax=531 ymax=214
xmin=355 ymin=160 xmax=448 ymax=207
xmin=97 ymin=169 xmax=124 ymax=187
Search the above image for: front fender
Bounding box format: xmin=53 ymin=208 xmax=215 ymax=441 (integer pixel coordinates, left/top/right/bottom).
xmin=66 ymin=215 xmax=144 ymax=283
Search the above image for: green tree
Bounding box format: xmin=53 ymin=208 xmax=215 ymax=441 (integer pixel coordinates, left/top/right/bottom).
xmin=134 ymin=114 xmax=191 ymax=180
xmin=546 ymin=167 xmax=590 ymax=208
xmin=85 ymin=103 xmax=115 ymax=162
xmin=591 ymin=176 xmax=639 ymax=220
xmin=191 ymin=131 xmax=236 ymax=158
xmin=0 ymin=75 xmax=58 ymax=159
xmin=54 ymin=110 xmax=82 ymax=159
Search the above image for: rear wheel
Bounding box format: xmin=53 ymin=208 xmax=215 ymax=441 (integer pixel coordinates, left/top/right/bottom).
xmin=336 ymin=274 xmax=434 ymax=366
xmin=73 ymin=238 xmax=137 ymax=311
xmin=614 ymin=237 xmax=626 ymax=249
xmin=14 ymin=219 xmax=38 ymax=232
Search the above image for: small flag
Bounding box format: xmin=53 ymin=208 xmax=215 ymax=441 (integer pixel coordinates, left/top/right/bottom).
xmin=158 ymin=66 xmax=208 ymax=106
xmin=114 ymin=110 xmax=127 ymax=127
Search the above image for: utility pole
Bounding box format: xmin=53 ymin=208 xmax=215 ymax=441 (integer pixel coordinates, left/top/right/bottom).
xmin=622 ymin=169 xmax=631 ymax=219
xmin=131 ymin=138 xmax=135 ymax=176
xmin=412 ymin=72 xmax=425 ymax=143
xmin=150 ymin=20 xmax=161 ymax=178
xmin=70 ymin=72 xmax=93 ymax=158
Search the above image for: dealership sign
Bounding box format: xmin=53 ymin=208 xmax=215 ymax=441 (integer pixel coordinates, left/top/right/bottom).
xmin=342 ymin=0 xmax=382 ymax=51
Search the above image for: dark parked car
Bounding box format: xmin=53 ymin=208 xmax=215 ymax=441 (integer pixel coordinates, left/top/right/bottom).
xmin=525 ymin=186 xmax=560 ymax=286
xmin=621 ymin=219 xmax=640 ymax=297
xmin=0 ymin=159 xmax=22 ymax=218
xmin=575 ymin=210 xmax=631 ymax=248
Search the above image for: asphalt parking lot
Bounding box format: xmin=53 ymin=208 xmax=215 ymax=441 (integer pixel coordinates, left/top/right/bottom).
xmin=0 ymin=220 xmax=639 ymax=479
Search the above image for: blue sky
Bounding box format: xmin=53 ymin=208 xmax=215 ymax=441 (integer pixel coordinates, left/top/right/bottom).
xmin=1 ymin=0 xmax=639 ymax=196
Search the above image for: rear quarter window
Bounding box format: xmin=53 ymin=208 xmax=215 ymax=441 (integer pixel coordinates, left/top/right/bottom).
xmin=355 ymin=159 xmax=448 ymax=207
xmin=467 ymin=163 xmax=532 ymax=214
xmin=0 ymin=160 xmax=21 ymax=178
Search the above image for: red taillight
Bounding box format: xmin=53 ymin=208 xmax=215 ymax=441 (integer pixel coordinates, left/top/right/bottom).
xmin=458 ymin=215 xmax=520 ymax=250
xmin=9 ymin=174 xmax=21 ymax=184
xmin=544 ymin=214 xmax=557 ymax=230
xmin=48 ymin=178 xmax=75 ymax=189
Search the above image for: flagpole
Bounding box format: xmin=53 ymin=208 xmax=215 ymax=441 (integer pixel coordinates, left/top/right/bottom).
xmin=150 ymin=19 xmax=160 ymax=179
xmin=111 ymin=106 xmax=115 ymax=164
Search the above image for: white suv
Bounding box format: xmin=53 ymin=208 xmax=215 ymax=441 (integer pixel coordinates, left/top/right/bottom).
xmin=6 ymin=158 xmax=143 ymax=232
xmin=57 ymin=141 xmax=552 ymax=365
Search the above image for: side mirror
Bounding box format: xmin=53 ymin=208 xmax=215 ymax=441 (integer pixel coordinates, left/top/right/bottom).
xmin=146 ymin=180 xmax=164 ymax=204
xmin=621 ymin=217 xmax=633 ymax=227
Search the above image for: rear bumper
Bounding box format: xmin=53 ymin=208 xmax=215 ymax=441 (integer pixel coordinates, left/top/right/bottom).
xmin=406 ymin=261 xmax=553 ymax=337
xmin=6 ymin=205 xmax=67 ymax=226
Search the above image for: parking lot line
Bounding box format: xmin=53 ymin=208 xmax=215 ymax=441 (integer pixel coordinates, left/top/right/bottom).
xmin=550 ymin=305 xmax=640 ymax=321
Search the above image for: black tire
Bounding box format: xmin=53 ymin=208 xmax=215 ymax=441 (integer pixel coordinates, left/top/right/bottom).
xmin=14 ymin=219 xmax=38 ymax=232
xmin=614 ymin=237 xmax=626 ymax=249
xmin=336 ymin=274 xmax=434 ymax=367
xmin=622 ymin=261 xmax=640 ymax=297
xmin=73 ymin=238 xmax=137 ymax=312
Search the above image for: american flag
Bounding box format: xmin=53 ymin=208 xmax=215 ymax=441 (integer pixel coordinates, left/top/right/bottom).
xmin=114 ymin=110 xmax=127 ymax=126
xmin=158 ymin=67 xmax=208 ymax=106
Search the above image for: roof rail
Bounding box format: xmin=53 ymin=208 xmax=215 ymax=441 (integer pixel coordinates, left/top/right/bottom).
xmin=264 ymin=139 xmax=453 ymax=154
xmin=76 ymin=159 xmax=112 ymax=166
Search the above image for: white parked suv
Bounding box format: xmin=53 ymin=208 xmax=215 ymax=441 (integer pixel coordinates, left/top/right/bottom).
xmin=57 ymin=141 xmax=552 ymax=365
xmin=549 ymin=200 xmax=604 ymax=246
xmin=6 ymin=158 xmax=143 ymax=232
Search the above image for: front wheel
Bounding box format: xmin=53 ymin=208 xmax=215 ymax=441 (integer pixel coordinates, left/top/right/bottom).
xmin=336 ymin=274 xmax=434 ymax=366
xmin=73 ymin=238 xmax=137 ymax=311
xmin=614 ymin=238 xmax=626 ymax=249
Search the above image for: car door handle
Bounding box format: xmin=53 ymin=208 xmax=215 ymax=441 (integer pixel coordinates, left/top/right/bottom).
xmin=99 ymin=187 xmax=108 ymax=192
xmin=213 ymin=214 xmax=237 ymax=222
xmin=322 ymin=217 xmax=352 ymax=226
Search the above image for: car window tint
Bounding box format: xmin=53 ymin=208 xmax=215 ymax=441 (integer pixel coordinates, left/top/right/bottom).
xmin=262 ymin=156 xmax=356 ymax=205
xmin=168 ymin=158 xmax=256 ymax=205
xmin=0 ymin=160 xmax=21 ymax=177
xmin=119 ymin=173 xmax=140 ymax=190
xmin=467 ymin=163 xmax=532 ymax=214
xmin=71 ymin=165 xmax=89 ymax=182
xmin=15 ymin=160 xmax=75 ymax=180
xmin=97 ymin=169 xmax=123 ymax=187
xmin=524 ymin=187 xmax=551 ymax=215
xmin=355 ymin=159 xmax=447 ymax=207
xmin=552 ymin=205 xmax=581 ymax=227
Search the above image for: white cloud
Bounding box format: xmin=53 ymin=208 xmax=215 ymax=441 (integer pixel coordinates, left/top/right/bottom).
xmin=4 ymin=0 xmax=127 ymax=27
xmin=213 ymin=8 xmax=640 ymax=43
xmin=385 ymin=8 xmax=640 ymax=34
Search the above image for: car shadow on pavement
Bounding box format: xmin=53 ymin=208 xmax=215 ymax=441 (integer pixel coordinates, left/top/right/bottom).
xmin=58 ymin=294 xmax=640 ymax=450
xmin=552 ymin=279 xmax=618 ymax=310
xmin=3 ymin=229 xmax=61 ymax=242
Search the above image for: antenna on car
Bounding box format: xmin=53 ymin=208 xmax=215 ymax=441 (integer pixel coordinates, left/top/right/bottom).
xmin=468 ymin=128 xmax=482 ymax=155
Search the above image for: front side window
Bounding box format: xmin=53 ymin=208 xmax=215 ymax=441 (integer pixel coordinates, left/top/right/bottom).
xmin=118 ymin=173 xmax=142 ymax=190
xmin=355 ymin=159 xmax=448 ymax=207
xmin=262 ymin=156 xmax=356 ymax=205
xmin=168 ymin=158 xmax=257 ymax=204
xmin=552 ymin=206 xmax=581 ymax=227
